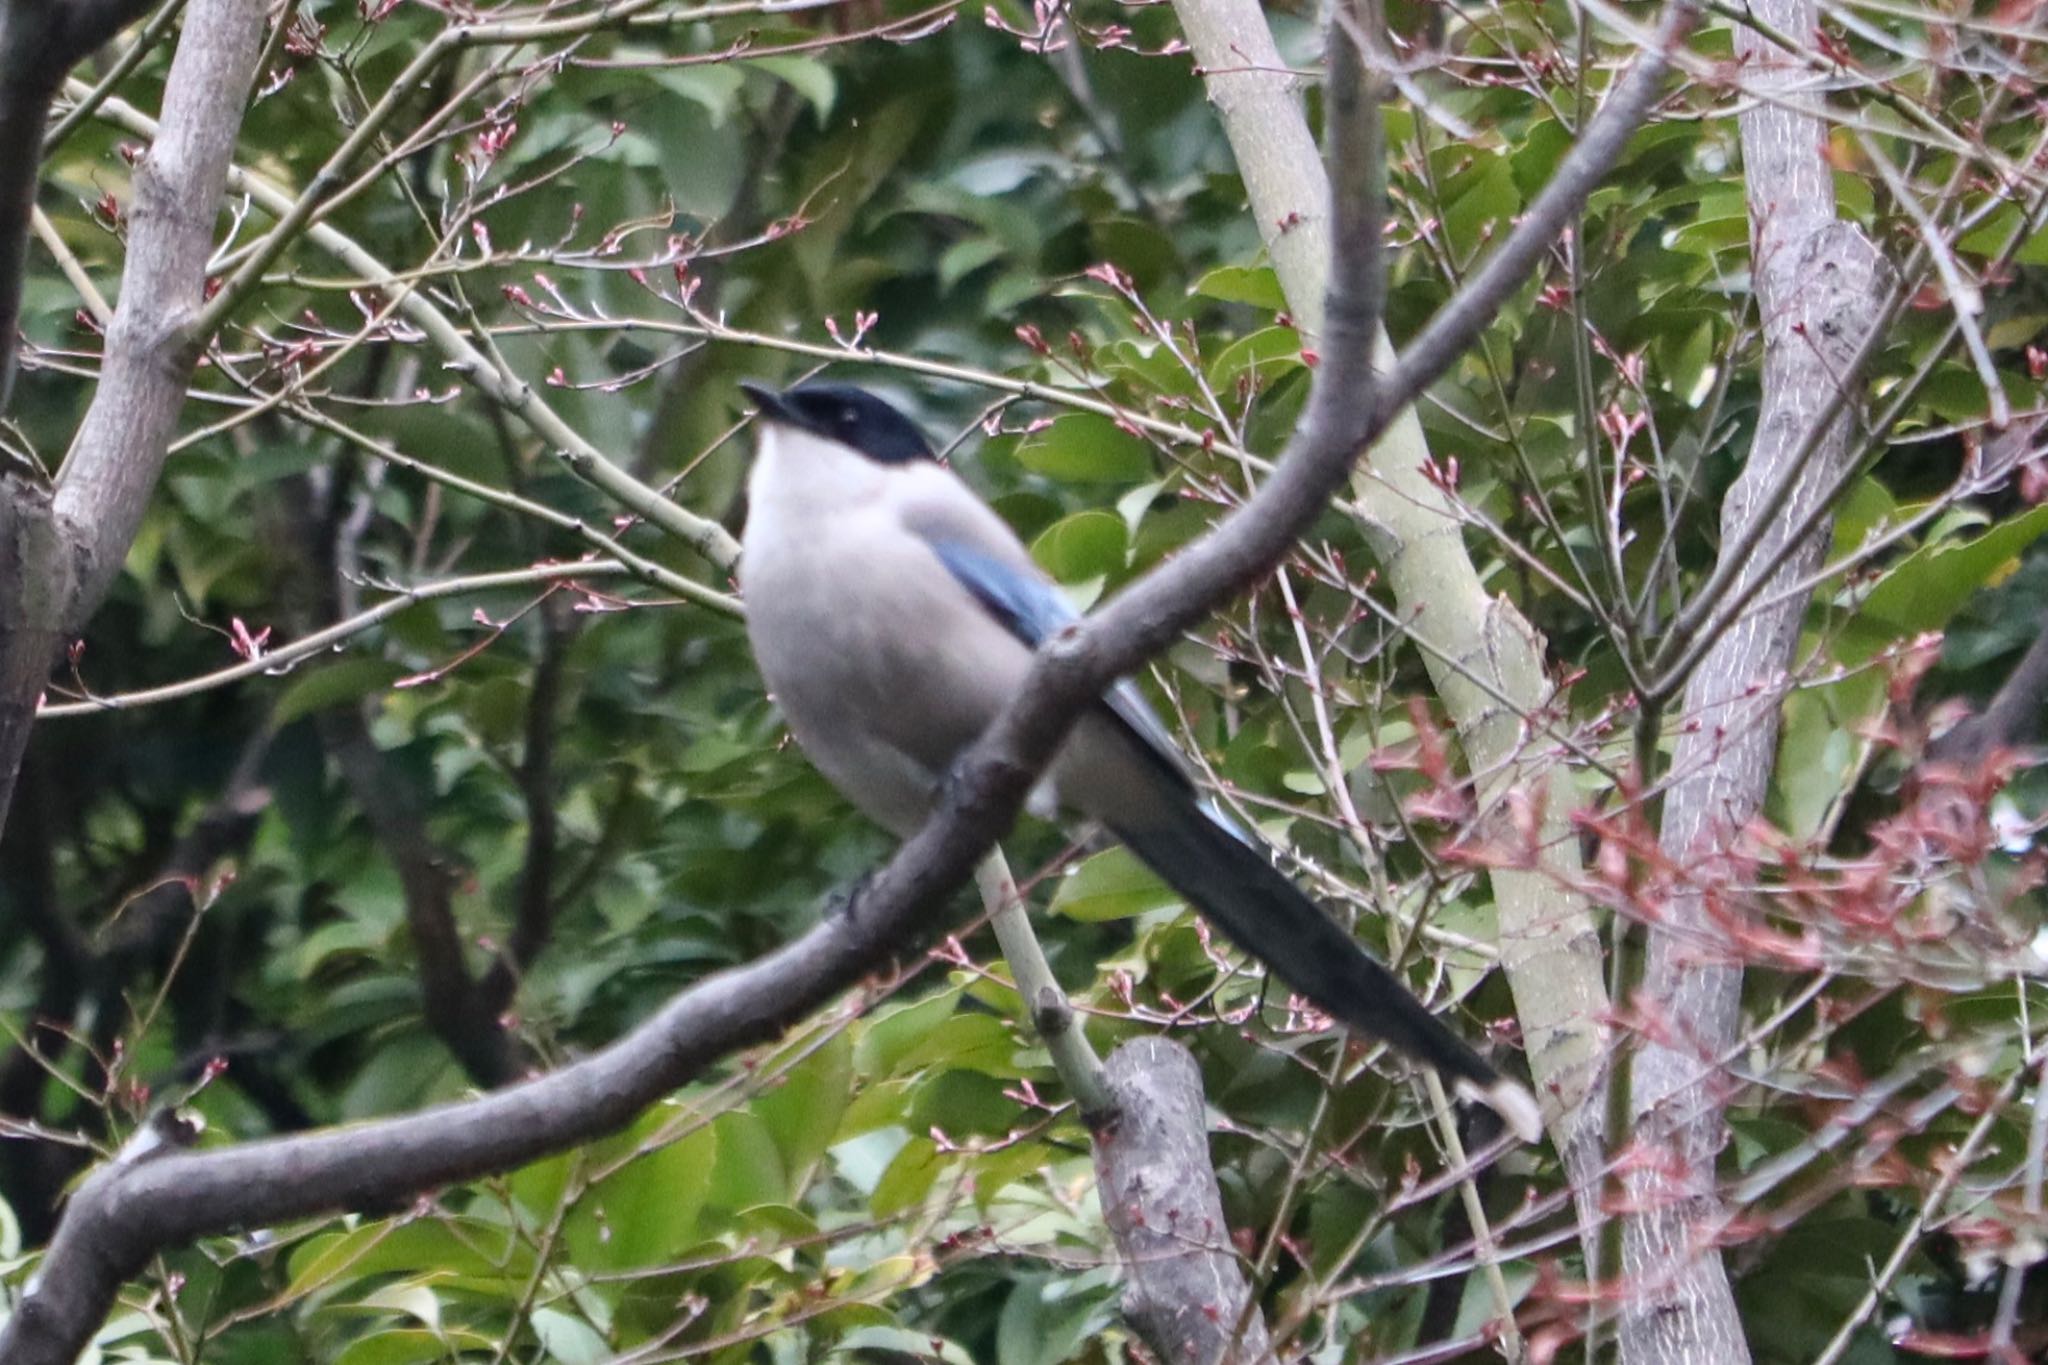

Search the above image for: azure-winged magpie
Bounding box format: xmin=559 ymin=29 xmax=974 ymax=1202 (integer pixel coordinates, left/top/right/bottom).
xmin=738 ymin=379 xmax=1541 ymax=1142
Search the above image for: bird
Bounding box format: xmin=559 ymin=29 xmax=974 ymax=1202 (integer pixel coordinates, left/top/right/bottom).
xmin=736 ymin=379 xmax=1542 ymax=1143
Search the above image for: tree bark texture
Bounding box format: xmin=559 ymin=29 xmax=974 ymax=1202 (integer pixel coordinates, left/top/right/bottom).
xmin=1617 ymin=1 xmax=1889 ymax=1356
xmin=1091 ymin=1039 xmax=1278 ymax=1365
xmin=0 ymin=0 xmax=156 ymax=406
xmin=0 ymin=0 xmax=268 ymax=837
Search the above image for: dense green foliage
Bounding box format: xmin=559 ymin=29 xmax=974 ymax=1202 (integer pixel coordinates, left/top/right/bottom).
xmin=2 ymin=0 xmax=2045 ymax=1358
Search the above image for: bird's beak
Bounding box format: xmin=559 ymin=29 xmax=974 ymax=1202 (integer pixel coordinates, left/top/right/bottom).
xmin=739 ymin=381 xmax=795 ymax=425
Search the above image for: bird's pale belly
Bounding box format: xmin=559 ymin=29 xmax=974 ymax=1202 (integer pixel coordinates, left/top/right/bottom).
xmin=742 ymin=528 xmax=1035 ymax=835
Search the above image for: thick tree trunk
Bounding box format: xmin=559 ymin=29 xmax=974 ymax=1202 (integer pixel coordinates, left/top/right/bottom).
xmin=1618 ymin=1 xmax=1889 ymax=1355
xmin=0 ymin=476 xmax=66 ymax=836
xmin=1170 ymin=0 xmax=1612 ymax=1233
xmin=1091 ymin=1040 xmax=1279 ymax=1365
xmin=0 ymin=0 xmax=269 ymax=837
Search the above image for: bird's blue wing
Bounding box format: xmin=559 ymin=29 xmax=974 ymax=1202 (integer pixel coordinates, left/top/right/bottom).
xmin=925 ymin=540 xmax=1075 ymax=648
xmin=924 ymin=539 xmax=1192 ymax=788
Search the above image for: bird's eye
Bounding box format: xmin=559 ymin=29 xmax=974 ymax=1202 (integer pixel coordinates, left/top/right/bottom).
xmin=839 ymin=406 xmax=858 ymax=427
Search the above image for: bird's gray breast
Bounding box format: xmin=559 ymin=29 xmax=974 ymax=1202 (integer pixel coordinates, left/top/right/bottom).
xmin=742 ymin=504 xmax=1035 ymax=836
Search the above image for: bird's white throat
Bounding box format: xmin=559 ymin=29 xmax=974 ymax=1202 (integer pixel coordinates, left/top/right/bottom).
xmin=746 ymin=424 xmax=896 ymax=535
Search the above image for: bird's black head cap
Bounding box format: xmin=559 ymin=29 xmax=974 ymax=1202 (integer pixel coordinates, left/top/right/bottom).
xmin=740 ymin=381 xmax=935 ymax=465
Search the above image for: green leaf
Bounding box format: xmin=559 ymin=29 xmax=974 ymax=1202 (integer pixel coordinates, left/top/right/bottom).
xmin=651 ymin=65 xmax=746 ymax=126
xmin=869 ymin=1135 xmax=944 ymax=1217
xmin=1189 ymin=264 xmax=1286 ymax=312
xmin=1030 ymin=509 xmax=1127 ymax=585
xmin=752 ymin=1029 xmax=854 ymax=1188
xmin=856 ymin=990 xmax=961 ymax=1078
xmin=530 ymin=1309 xmax=611 ymax=1365
xmin=906 ymin=1069 xmax=1024 ymax=1139
xmin=285 ymin=1219 xmax=526 ymax=1304
xmin=970 ymin=1142 xmax=1057 ymax=1210
xmin=1958 ymin=202 xmax=2048 ymax=265
xmin=988 ymin=269 xmax=1048 ymax=313
xmin=273 ymin=658 xmax=408 ymax=727
xmin=1099 ymin=339 xmax=1201 ymax=398
xmin=939 ymin=236 xmax=1007 ymax=291
xmin=1828 ymin=477 xmax=1897 ymax=562
xmin=891 ymin=1013 xmax=1020 ymax=1076
xmin=706 ymin=1110 xmax=787 ymax=1212
xmin=352 ymin=1282 xmax=440 ymax=1328
xmin=1737 ymin=1219 xmax=1908 ymax=1361
xmin=839 ymin=1076 xmax=915 ymax=1137
xmin=997 ymin=1275 xmax=1109 ymax=1365
xmin=747 ymin=55 xmax=835 ymax=120
xmin=348 ymin=405 xmax=501 ymax=487
xmin=1442 ymin=155 xmax=1520 ymax=259
xmin=1049 ymin=846 xmax=1181 ymax=921
xmin=1206 ymin=325 xmax=1304 ymax=394
xmin=1508 ymin=118 xmax=1572 ymax=195
xmin=730 ymin=1202 xmax=820 ymax=1243
xmin=1858 ymin=501 xmax=2048 ymax=637
xmin=829 ymin=1326 xmax=977 ymax=1365
xmin=1088 ymin=218 xmax=1179 ymax=291
xmin=508 ymin=1149 xmax=576 ymax=1226
xmin=338 ymin=1033 xmax=461 ymax=1117
xmin=1772 ymin=681 xmax=1877 ymax=843
xmin=565 ymin=1107 xmax=718 ymax=1269
xmin=292 ymin=917 xmax=392 ymax=980
xmin=335 ymin=1328 xmax=495 ymax=1365
xmin=1015 ymin=413 xmax=1154 ymax=483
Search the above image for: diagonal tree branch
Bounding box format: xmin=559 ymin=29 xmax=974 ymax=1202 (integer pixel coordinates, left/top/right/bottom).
xmin=1091 ymin=1038 xmax=1279 ymax=1365
xmin=1929 ymin=606 xmax=2048 ymax=766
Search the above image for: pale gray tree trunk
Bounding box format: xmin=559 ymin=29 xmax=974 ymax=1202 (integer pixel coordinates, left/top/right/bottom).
xmin=1092 ymin=1040 xmax=1279 ymax=1365
xmin=0 ymin=0 xmax=269 ymax=836
xmin=1618 ymin=0 xmax=1889 ymax=1356
xmin=1170 ymin=0 xmax=1614 ymax=1251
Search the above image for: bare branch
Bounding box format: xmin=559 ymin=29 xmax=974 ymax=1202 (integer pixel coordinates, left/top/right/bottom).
xmin=35 ymin=560 xmax=657 ymax=720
